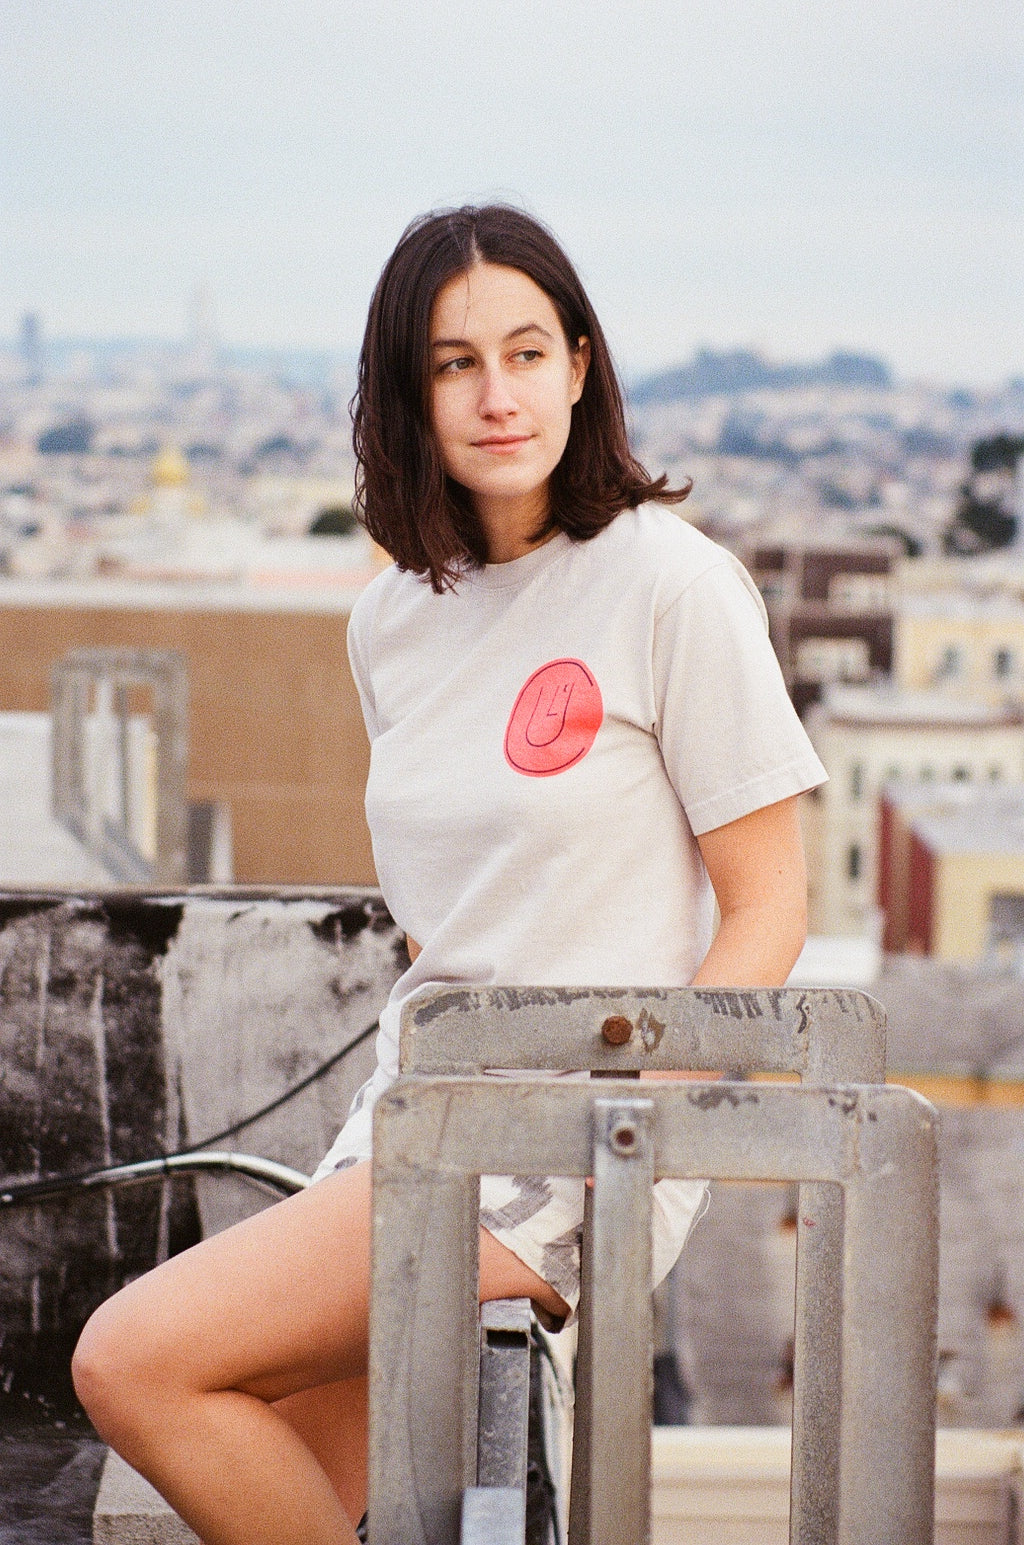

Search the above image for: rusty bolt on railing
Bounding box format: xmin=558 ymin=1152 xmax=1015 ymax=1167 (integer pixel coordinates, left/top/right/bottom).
xmin=608 ymin=1113 xmax=640 ymax=1155
xmin=601 ymin=1015 xmax=633 ymax=1046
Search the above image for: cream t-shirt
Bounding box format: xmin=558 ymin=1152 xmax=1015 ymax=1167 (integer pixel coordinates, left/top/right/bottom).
xmin=315 ymin=505 xmax=826 ymax=1215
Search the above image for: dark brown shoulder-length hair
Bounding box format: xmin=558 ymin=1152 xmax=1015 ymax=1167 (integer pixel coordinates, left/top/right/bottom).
xmin=353 ymin=204 xmax=691 ymax=592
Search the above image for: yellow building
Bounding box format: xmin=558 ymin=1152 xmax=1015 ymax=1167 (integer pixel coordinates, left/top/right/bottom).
xmin=882 ymin=785 xmax=1024 ymax=961
xmin=130 ymin=442 xmax=206 ymax=521
xmin=151 ymin=443 xmax=190 ymax=488
xmin=894 ymin=591 xmax=1024 ymax=705
xmin=805 ymin=683 xmax=1024 ymax=936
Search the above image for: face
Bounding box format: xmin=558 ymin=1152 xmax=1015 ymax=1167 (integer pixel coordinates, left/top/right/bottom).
xmin=428 ymin=262 xmax=589 ymax=535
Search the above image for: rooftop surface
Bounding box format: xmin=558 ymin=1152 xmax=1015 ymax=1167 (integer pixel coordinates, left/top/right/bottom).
xmin=0 ymin=1413 xmax=105 ymax=1545
xmin=913 ymin=793 xmax=1024 ymax=856
xmin=0 ymin=713 xmax=116 ymax=887
xmin=880 ymin=777 xmax=1024 ymax=857
xmin=820 ymin=682 xmax=1022 ymax=727
xmin=0 ymin=571 xmax=368 ymax=615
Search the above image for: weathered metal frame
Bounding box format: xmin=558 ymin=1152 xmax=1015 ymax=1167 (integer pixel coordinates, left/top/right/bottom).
xmin=369 ymin=1075 xmax=937 ymax=1545
xmin=476 ymin=1298 xmax=532 ymax=1491
xmin=398 ymin=984 xmax=887 ymax=1544
xmin=398 ymin=985 xmax=886 ymax=1084
xmin=51 ymin=647 xmax=189 ymax=884
xmin=461 ymin=1297 xmax=533 ymax=1544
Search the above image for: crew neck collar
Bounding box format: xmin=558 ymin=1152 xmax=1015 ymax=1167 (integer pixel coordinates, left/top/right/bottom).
xmin=464 ymin=530 xmax=572 ymax=592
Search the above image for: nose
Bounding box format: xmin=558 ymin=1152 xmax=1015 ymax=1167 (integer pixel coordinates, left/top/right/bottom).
xmin=478 ymin=365 xmax=517 ymax=420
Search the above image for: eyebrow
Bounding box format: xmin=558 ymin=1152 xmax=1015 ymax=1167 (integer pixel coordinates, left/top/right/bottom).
xmin=430 ymin=322 xmax=555 ymax=350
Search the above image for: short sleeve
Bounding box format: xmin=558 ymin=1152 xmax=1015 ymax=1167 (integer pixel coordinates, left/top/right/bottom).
xmin=347 ymin=586 xmax=381 ymax=741
xmin=653 ymin=556 xmax=827 ymax=835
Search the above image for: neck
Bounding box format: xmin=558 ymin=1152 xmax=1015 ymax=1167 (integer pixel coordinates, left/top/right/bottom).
xmin=475 ymin=487 xmax=552 ymax=564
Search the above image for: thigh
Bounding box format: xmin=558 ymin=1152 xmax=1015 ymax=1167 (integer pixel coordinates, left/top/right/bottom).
xmin=479 ymin=1226 xmax=570 ymax=1322
xmin=274 ymin=1374 xmax=369 ymax=1526
xmin=273 ymin=1211 xmax=567 ymax=1517
xmin=90 ymin=1161 xmax=375 ymax=1405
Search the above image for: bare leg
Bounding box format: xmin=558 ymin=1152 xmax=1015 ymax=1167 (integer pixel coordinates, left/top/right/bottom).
xmin=274 ymin=1222 xmax=569 ymax=1526
xmin=272 ymin=1375 xmax=369 ymax=1533
xmin=74 ymin=1163 xmax=376 ymax=1545
xmin=74 ymin=1162 xmax=567 ymax=1545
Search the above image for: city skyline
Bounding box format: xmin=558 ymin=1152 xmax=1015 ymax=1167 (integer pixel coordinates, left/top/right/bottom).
xmin=1 ymin=0 xmax=1021 ymax=386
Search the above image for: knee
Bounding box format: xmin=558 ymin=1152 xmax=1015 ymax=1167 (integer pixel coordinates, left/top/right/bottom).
xmin=72 ymin=1292 xmax=155 ymax=1441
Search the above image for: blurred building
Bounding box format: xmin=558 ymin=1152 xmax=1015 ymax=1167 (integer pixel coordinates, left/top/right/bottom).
xmin=0 ymin=579 xmax=375 ymax=885
xmin=879 ymin=781 xmax=1024 ymax=961
xmin=894 ymin=590 xmax=1024 ymax=706
xmin=805 ymin=683 xmax=1024 ymax=935
xmin=740 ymin=532 xmax=897 ymax=716
xmin=18 ymin=312 xmax=43 ymax=378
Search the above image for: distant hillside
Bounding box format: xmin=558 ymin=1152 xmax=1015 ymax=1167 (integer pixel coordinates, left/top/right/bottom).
xmin=630 ymin=348 xmax=892 ymax=404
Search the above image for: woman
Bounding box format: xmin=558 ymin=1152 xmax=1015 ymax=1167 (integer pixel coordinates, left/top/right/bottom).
xmin=74 ymin=205 xmax=825 ymax=1545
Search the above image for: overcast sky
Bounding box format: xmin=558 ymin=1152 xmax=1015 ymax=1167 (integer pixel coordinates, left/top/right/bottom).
xmin=1 ymin=0 xmax=1021 ymax=383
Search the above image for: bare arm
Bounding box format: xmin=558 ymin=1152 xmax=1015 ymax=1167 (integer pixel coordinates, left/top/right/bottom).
xmin=691 ymin=794 xmax=808 ymax=989
xmin=408 ymin=798 xmax=807 ymax=984
xmin=643 ymin=795 xmax=808 ymax=1083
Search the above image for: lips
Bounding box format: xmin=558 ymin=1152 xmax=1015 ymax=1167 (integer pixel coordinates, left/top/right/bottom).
xmin=473 ymin=435 xmax=533 ymax=451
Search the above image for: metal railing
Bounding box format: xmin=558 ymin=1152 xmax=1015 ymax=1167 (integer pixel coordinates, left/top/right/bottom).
xmin=51 ymin=647 xmax=189 ymax=883
xmin=0 ymin=1151 xmax=309 ymax=1209
xmin=368 ymin=985 xmax=939 ymax=1545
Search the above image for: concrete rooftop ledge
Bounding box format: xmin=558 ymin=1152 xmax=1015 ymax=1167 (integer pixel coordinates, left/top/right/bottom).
xmin=94 ymin=1449 xmax=198 ymax=1543
xmin=0 ymin=572 xmax=367 ymax=613
xmin=652 ymin=1427 xmax=1024 ymax=1543
xmin=96 ymin=1428 xmax=1024 ymax=1544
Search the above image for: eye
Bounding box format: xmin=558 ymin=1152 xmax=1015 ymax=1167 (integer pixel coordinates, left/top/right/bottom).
xmin=513 ymin=348 xmax=543 ymax=364
xmin=436 ymin=355 xmax=474 ymax=375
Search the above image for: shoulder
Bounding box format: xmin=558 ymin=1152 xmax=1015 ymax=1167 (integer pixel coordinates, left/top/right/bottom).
xmin=348 ymin=560 xmax=428 ymax=639
xmin=592 ymin=505 xmax=766 ymax=623
xmin=347 ymin=564 xmax=420 ymax=692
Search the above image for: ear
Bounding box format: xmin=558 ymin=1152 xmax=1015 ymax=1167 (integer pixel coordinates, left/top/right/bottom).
xmin=570 ymin=337 xmax=591 ymax=404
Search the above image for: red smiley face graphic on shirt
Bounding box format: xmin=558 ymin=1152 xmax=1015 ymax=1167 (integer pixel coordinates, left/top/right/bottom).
xmin=504 ymin=659 xmax=604 ymax=776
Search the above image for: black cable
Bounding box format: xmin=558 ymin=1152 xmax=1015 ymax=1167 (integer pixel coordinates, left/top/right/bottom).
xmin=181 ymin=1017 xmax=379 ymax=1152
xmin=0 ymin=1017 xmax=379 ymax=1202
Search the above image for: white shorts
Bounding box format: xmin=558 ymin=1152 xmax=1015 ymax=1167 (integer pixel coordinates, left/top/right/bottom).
xmin=312 ymin=1069 xmax=708 ymax=1320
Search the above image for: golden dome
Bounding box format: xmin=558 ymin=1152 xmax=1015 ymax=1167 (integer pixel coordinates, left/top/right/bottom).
xmin=151 ymin=443 xmax=190 ymax=488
